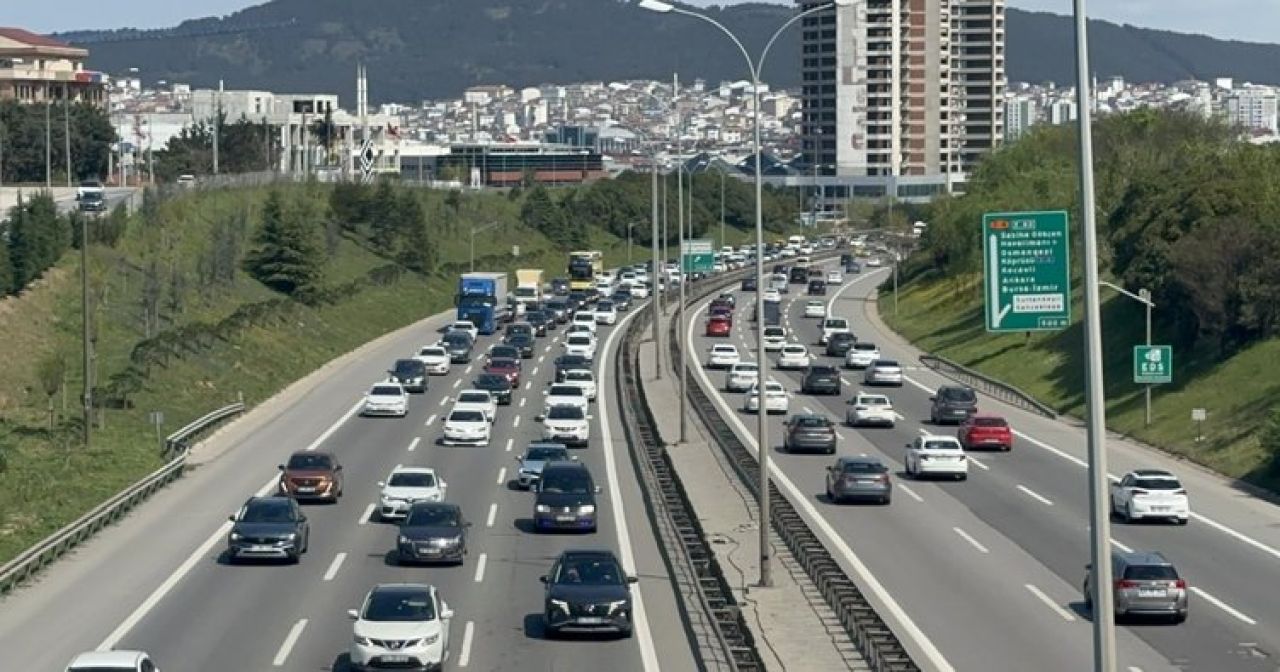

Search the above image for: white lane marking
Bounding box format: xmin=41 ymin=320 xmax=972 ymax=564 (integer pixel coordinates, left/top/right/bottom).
xmin=802 ymin=406 xmax=814 ymax=415
xmin=1110 ymin=538 xmax=1133 ymax=553
xmin=439 ymin=396 xmax=449 ymax=407
xmin=425 ymin=414 xmax=437 ymax=427
xmin=897 ymin=484 xmax=925 ymax=503
xmin=1189 ymin=587 xmax=1257 ymax=625
xmin=967 ymin=456 xmax=990 ymax=471
xmin=1024 ymin=584 xmax=1076 ymax=622
xmin=952 ymin=527 xmax=990 ymax=554
xmin=458 ymin=620 xmax=476 ymax=667
xmin=407 ymin=437 xmax=421 ymax=452
xmin=544 ymin=345 xmax=553 ymax=353
xmin=272 ymin=618 xmax=309 ymax=667
xmin=917 ymin=427 xmax=929 ymax=436
xmin=1017 ymin=484 xmax=1054 ymax=506
xmin=513 ymin=415 xmax=521 ymax=428
xmin=538 ymin=355 xmax=546 ymax=363
xmin=358 ymin=503 xmax=376 ymax=525
xmin=452 ymin=379 xmax=461 ymax=389
xmin=531 ymin=366 xmax=540 ymax=377
xmin=496 ymin=467 xmax=507 ymax=485
xmin=464 ymin=365 xmax=473 ymax=375
xmin=486 ymin=503 xmax=498 ymax=528
xmin=323 ymin=552 xmax=347 ymax=581
xmin=304 ymin=400 xmax=364 ymax=451
xmin=97 ymin=471 xmax=282 ymax=650
xmin=473 ymin=553 xmax=488 ymax=583
xmin=597 ymin=305 xmax=662 ymax=671
xmin=841 ymin=376 xmax=853 ymax=385
xmin=892 ymin=411 xmax=905 ymax=420
xmin=524 ymin=381 xmax=532 ymax=390
xmin=1128 ymin=668 xmax=1144 ymax=672
xmin=519 ymin=397 xmax=527 ymax=408
xmin=505 ymin=438 xmax=514 ymax=453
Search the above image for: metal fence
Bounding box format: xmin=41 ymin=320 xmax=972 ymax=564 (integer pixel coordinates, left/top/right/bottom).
xmin=0 ymin=402 xmax=245 ymax=595
xmin=918 ymin=354 xmax=1058 ymax=419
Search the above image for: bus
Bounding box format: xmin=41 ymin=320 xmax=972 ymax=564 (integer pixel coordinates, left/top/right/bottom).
xmin=568 ymin=250 xmax=603 ymax=292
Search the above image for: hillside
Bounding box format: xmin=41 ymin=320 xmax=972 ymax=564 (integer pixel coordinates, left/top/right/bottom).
xmin=60 ymin=0 xmax=1280 ymax=103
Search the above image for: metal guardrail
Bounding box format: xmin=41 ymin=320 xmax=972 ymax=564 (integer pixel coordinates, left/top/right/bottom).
xmin=0 ymin=402 xmax=245 ymax=595
xmin=918 ymin=354 xmax=1058 ymax=419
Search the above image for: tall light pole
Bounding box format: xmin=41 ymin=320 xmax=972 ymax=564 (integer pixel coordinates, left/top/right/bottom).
xmin=1100 ymin=281 xmax=1156 ymax=427
xmin=469 ymin=221 xmax=500 ymax=273
xmin=64 ymin=85 xmax=72 ymax=187
xmin=640 ymin=0 xmax=848 ymax=589
xmin=674 ymin=80 xmax=689 ymax=444
xmin=45 ymin=100 xmax=52 ymax=189
xmin=81 ymin=202 xmax=92 ymax=447
xmin=651 ymin=141 xmax=662 ymax=380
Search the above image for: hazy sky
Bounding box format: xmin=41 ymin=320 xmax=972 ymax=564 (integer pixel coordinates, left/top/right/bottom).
xmin=5 ymin=0 xmax=1275 ymax=44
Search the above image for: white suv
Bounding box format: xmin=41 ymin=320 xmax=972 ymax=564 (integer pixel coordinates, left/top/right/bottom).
xmin=845 ymin=342 xmax=880 ymax=369
xmin=563 ymin=333 xmax=598 ymax=361
xmin=762 ymin=326 xmax=787 ymax=351
xmin=349 ymin=584 xmax=453 ymax=672
xmin=776 ymin=344 xmax=811 ymax=370
xmin=415 ymin=345 xmax=451 ymax=375
xmin=378 ymin=466 xmax=448 ymax=520
xmin=819 ymin=317 xmax=851 ymax=345
xmin=571 ymin=311 xmax=598 ymax=335
xmin=562 ymin=369 xmax=598 ymax=400
xmin=846 ymin=393 xmax=896 ymax=427
xmin=542 ymin=404 xmax=591 ymax=447
xmin=706 ymin=344 xmax=741 ymax=369
xmin=725 ymin=362 xmax=759 ymax=392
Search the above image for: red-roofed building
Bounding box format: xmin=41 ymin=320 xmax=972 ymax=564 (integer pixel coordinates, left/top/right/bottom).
xmin=0 ymin=27 xmax=107 ymax=107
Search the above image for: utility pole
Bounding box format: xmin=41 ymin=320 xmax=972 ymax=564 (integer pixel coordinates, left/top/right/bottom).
xmin=651 ymin=145 xmax=662 ymax=380
xmin=719 ymin=167 xmax=725 ymax=252
xmin=45 ymin=100 xmax=52 ymax=189
xmin=212 ymin=80 xmax=222 ymax=175
xmin=1142 ymin=288 xmax=1153 ymax=427
xmin=80 ymin=209 xmax=92 ymax=447
xmin=674 ymin=74 xmax=688 ymax=444
xmin=64 ymin=86 xmax=72 ymax=186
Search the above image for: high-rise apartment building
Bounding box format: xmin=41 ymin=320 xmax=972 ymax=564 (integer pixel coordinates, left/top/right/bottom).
xmin=1225 ymin=85 xmax=1278 ymax=134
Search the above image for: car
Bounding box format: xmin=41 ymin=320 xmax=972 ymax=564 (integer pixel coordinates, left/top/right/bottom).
xmin=744 ymin=380 xmax=789 ymax=414
xmin=904 ymin=435 xmax=968 ymax=480
xmin=863 ymin=359 xmax=904 ymax=386
xmin=803 ymin=300 xmax=826 ymax=319
xmin=762 ymin=326 xmax=787 ymax=351
xmin=776 ymin=344 xmax=811 ymax=370
xmin=564 ymin=332 xmax=598 ymax=361
xmin=846 ymin=261 xmax=862 ymax=274
xmin=441 ymin=331 xmax=474 ymax=363
xmin=442 ymin=408 xmax=491 ymax=446
xmin=707 ymin=344 xmax=742 ymax=369
xmin=533 ymin=461 xmax=601 ymax=532
xmin=378 ymin=466 xmax=448 ymax=521
xmin=725 ymin=362 xmax=760 ymax=392
xmin=825 ymin=332 xmax=857 ymax=357
xmin=709 ymin=304 xmax=734 ymax=324
xmin=866 ymin=257 xmax=883 ymax=268
xmin=846 ymin=393 xmax=896 ymax=427
xmin=790 ymin=266 xmax=810 ymax=284
xmin=415 ymin=345 xmax=451 ymax=375
xmin=526 ymin=310 xmax=551 ymax=336
xmin=571 ymin=311 xmax=599 ymax=335
xmin=629 ymin=283 xmax=651 ymax=298
xmin=544 ymin=383 xmax=590 ymax=415
xmin=706 ymin=315 xmax=732 ymax=337
xmin=568 ymin=291 xmax=591 ymax=310
xmin=554 ymin=354 xmax=591 ymax=382
xmin=826 ymin=456 xmax=892 ymax=504
xmin=566 ymin=323 xmax=594 ymax=338
xmin=717 ymin=292 xmax=737 ymax=308
xmin=541 ymin=548 xmax=637 ymax=638
xmin=348 ymin=584 xmax=454 ymax=671
xmin=515 ymin=442 xmax=577 ymax=489
xmin=453 ymin=389 xmax=497 ymax=423
xmin=473 ymin=372 xmax=514 ymax=405
xmin=362 ymin=382 xmax=408 ymax=417
xmin=448 ymin=320 xmax=479 ymax=342
xmin=594 ymin=301 xmax=619 ymax=325
xmin=762 ymin=289 xmax=782 ymax=303
xmin=819 ymin=317 xmax=851 ymax=345
xmin=507 ymin=320 xmax=535 ymax=338
xmin=783 ymin=414 xmax=837 ymax=454
xmin=958 ymin=413 xmax=1013 ymax=451
xmin=226 ymin=496 xmax=309 ymax=563
xmin=808 ymin=279 xmax=827 ymax=296
xmin=487 ymin=343 xmax=520 ymax=360
xmin=65 ymin=651 xmax=158 ymax=672
xmin=1110 ymin=469 xmax=1190 ymax=524
xmin=710 ymin=298 xmax=734 ymax=314
xmin=610 ymin=292 xmax=634 ymax=311
xmin=826 ymin=270 xmax=843 ymax=284
xmin=840 ymin=253 xmax=854 ymax=266
xmin=1083 ymin=550 xmax=1188 ymax=623
xmin=930 ymin=385 xmax=978 ymax=425
xmin=386 ymin=358 xmax=429 ymax=393
xmin=541 ymin=404 xmax=591 ymax=447
xmin=845 ymin=342 xmax=880 ymax=369
xmin=801 ymin=365 xmax=842 ymax=395
xmin=562 ymin=368 xmax=598 ymax=401
xmin=546 ymin=298 xmax=571 ymax=323
xmin=551 ymin=278 xmax=571 ymax=295
xmin=277 ymin=450 xmax=344 ymax=502
xmin=741 ymin=277 xmax=758 ymax=291
xmin=507 ymin=333 xmax=537 ymax=358
xmin=396 ymin=502 xmax=469 ymax=565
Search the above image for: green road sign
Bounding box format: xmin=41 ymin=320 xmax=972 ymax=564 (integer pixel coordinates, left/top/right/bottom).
xmin=1133 ymin=345 xmax=1172 ymax=384
xmin=682 ymin=239 xmax=714 ymax=272
xmin=982 ymin=210 xmax=1071 ymax=332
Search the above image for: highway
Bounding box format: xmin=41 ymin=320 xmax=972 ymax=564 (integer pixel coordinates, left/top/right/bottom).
xmin=684 ymin=259 xmax=1280 ymax=672
xmin=0 ymin=297 xmax=695 ymax=670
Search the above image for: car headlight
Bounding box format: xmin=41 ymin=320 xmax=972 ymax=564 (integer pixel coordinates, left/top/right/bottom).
xmin=354 ymin=635 xmax=370 ymax=645
xmin=578 ymin=504 xmax=596 ymax=514
xmin=550 ymin=598 xmax=570 ymax=613
xmin=535 ymin=504 xmax=552 ymax=513
xmin=608 ymin=599 xmax=629 ymax=614
xmin=284 ymin=532 xmax=298 ymax=540
xmin=229 ymin=532 xmax=242 ymax=541
xmin=398 ymin=535 xmax=411 ymax=545
xmin=424 ymin=633 xmax=439 ymax=646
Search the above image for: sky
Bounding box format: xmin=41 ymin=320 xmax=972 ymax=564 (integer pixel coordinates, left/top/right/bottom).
xmin=4 ymin=0 xmax=1275 ymax=45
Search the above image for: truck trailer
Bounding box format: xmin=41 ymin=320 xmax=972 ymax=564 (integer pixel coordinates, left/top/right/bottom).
xmin=456 ymin=272 xmax=510 ymax=335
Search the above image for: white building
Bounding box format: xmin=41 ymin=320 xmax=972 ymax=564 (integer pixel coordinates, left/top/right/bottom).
xmin=1004 ymin=97 xmax=1038 ymax=141
xmin=1225 ymin=85 xmax=1278 ymax=133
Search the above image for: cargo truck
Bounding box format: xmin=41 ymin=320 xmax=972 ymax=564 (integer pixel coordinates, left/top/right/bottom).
xmin=513 ymin=269 xmax=544 ymax=307
xmin=456 ymin=272 xmax=509 ymax=335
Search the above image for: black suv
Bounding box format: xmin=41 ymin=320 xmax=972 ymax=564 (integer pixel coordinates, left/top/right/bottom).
xmin=396 ymin=502 xmax=469 ymax=565
xmin=388 ymin=358 xmax=428 ymax=393
xmin=226 ymin=496 xmax=310 ymax=563
xmin=808 ymin=279 xmax=827 ymax=296
xmin=541 ymin=549 xmax=637 ymax=638
xmin=525 ymin=310 xmax=551 ymax=336
xmin=507 ymin=333 xmax=536 ymax=359
xmin=741 ymin=277 xmax=758 ymax=291
xmin=825 ymin=332 xmax=857 ymax=357
xmin=474 ymin=372 xmax=514 ymax=405
xmin=545 ymin=298 xmax=570 ymax=324
xmin=930 ymin=385 xmax=978 ymax=425
xmin=533 ymin=461 xmax=600 ymax=533
xmin=801 ymin=365 xmax=842 ymax=395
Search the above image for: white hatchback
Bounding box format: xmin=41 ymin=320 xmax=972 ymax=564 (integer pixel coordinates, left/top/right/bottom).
xmin=378 ymin=466 xmax=448 ymax=520
xmin=804 ymin=301 xmax=826 ymax=319
xmin=845 ymin=342 xmax=881 ymax=369
xmin=776 ymin=344 xmax=811 ymax=370
xmin=564 ymin=333 xmax=598 ymax=361
xmin=725 ymin=362 xmax=760 ymax=392
xmin=707 ymin=344 xmax=742 ymax=369
xmin=762 ymin=326 xmax=788 ymax=351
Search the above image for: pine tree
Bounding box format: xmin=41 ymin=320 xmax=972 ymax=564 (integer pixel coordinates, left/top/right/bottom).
xmin=7 ymin=192 xmax=39 ymax=291
xmin=369 ymin=181 xmax=398 ymax=250
xmin=0 ymin=230 xmax=13 ymax=295
xmin=243 ymin=191 xmax=325 ymax=295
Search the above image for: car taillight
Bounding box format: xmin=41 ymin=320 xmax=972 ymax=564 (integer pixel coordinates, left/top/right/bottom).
xmin=1173 ymin=489 xmax=1187 ymax=496
xmin=1131 ymin=489 xmax=1148 ymax=496
xmin=1114 ymin=580 xmax=1140 ymax=589
xmin=877 ymin=474 xmax=890 ymax=483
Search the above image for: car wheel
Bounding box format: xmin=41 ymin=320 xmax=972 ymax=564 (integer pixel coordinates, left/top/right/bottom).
xmin=1124 ymin=503 xmax=1135 ymax=523
xmin=1173 ymin=611 xmax=1187 ymax=624
xmin=881 ymin=496 xmax=891 ymax=505
xmin=1176 ymin=517 xmax=1189 ymax=526
xmin=956 ymin=473 xmax=967 ymax=481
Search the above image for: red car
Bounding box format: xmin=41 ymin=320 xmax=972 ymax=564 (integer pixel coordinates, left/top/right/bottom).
xmin=957 ymin=413 xmax=1013 ymax=451
xmin=705 ymin=316 xmax=731 ymax=337
xmin=485 ymin=357 xmax=521 ymax=387
xmin=709 ymin=305 xmax=734 ymax=325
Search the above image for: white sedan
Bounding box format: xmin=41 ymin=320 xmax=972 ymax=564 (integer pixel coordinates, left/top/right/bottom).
xmin=453 ymin=389 xmax=497 ymax=423
xmin=563 ymin=333 xmax=598 ymax=361
xmin=744 ymin=380 xmax=789 ymax=414
xmin=629 ymin=283 xmax=651 ymax=298
xmin=905 ymin=435 xmax=968 ymax=480
xmin=707 ymin=344 xmax=742 ymax=369
xmin=543 ymin=383 xmax=590 ymax=415
xmin=826 ymin=270 xmax=843 ymax=284
xmin=846 ymin=393 xmax=896 ymax=427
xmin=725 ymin=362 xmax=759 ymax=392
xmin=562 ymin=369 xmax=597 ymax=401
xmin=349 ymin=584 xmax=453 ymax=672
xmin=763 ymin=289 xmax=782 ymax=302
xmin=776 ymin=344 xmax=811 ymax=370
xmin=447 ymin=320 xmax=479 ymax=342
xmin=845 ymin=342 xmax=880 ymax=369
xmin=593 ymin=302 xmax=619 ymax=325
xmin=362 ymin=382 xmax=408 ymax=417
xmin=762 ymin=327 xmax=787 ymax=351
xmin=441 ymin=408 xmax=491 ymax=446
xmin=803 ymin=300 xmax=826 ymax=319
xmin=377 ymin=466 xmax=448 ymax=520
xmin=1110 ymin=469 xmax=1190 ymax=524
xmin=415 ymin=345 xmax=451 ymax=375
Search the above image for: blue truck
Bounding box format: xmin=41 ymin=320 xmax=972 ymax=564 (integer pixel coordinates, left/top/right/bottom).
xmin=456 ymin=272 xmax=510 ymax=335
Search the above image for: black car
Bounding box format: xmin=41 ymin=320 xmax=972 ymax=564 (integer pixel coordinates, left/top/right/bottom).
xmin=930 ymin=385 xmax=978 ymax=425
xmin=508 ymin=333 xmax=536 ymax=358
xmin=840 ymin=253 xmax=854 ymax=266
xmin=474 ymin=373 xmax=514 ymax=405
xmin=801 ymin=365 xmax=842 ymax=395
xmin=388 ymin=358 xmax=428 ymax=393
xmin=825 ymin=332 xmax=857 ymax=357
xmin=846 ymin=262 xmax=862 ymax=274
xmin=773 ymin=264 xmax=789 ymax=275
xmin=526 ymin=310 xmax=551 ymax=335
xmin=610 ymin=292 xmax=633 ymax=311
xmin=533 ymin=461 xmax=600 ymax=532
xmin=441 ymin=332 xmax=473 ymax=363
xmin=551 ymin=278 xmax=570 ymax=295
xmin=568 ymin=291 xmax=590 ymax=310
xmin=488 ymin=344 xmax=521 ymax=362
xmin=555 ymin=354 xmax=591 ymax=382
xmin=545 ymin=298 xmax=571 ymax=324
xmin=506 ymin=322 xmax=535 ymax=340
xmin=808 ymin=279 xmax=827 ymax=296
xmin=717 ymin=292 xmax=736 ymax=308
xmin=541 ymin=549 xmax=637 ymax=638
xmin=741 ymin=277 xmax=758 ymax=291
xmin=226 ymin=496 xmax=310 ymax=563
xmin=396 ymin=502 xmax=469 ymax=565
xmin=790 ymin=267 xmax=810 ymax=284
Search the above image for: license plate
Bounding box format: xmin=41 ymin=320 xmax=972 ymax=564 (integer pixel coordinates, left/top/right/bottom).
xmin=1151 ymin=506 xmax=1169 ymax=511
xmin=296 ymin=487 xmax=316 ymax=493
xmin=381 ymin=655 xmax=411 ymax=663
xmin=577 ymin=617 xmax=606 ymax=625
xmin=1138 ymin=589 xmax=1166 ymax=598
xmin=420 ymin=549 xmax=441 ymax=556
xmin=556 ymin=515 xmax=577 ymax=522
xmin=249 ymin=545 xmax=274 ymax=552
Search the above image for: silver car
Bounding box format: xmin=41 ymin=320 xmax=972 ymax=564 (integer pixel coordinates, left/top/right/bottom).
xmin=825 ymin=456 xmax=892 ymax=504
xmin=1083 ymin=550 xmax=1188 ymax=623
xmin=863 ymin=359 xmax=904 ymax=386
xmin=514 ymin=442 xmax=576 ymax=489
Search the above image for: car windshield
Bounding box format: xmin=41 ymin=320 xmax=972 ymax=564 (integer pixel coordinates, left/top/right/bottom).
xmin=488 ymin=358 xmax=517 ymax=369
xmin=1132 ymin=478 xmax=1183 ymax=490
xmin=973 ymin=417 xmax=1007 ymax=427
xmin=458 ymin=392 xmax=490 ymax=403
xmin=565 ymin=371 xmax=592 ymax=381
xmin=784 ymin=347 xmax=805 ymax=354
xmin=764 ymin=328 xmax=785 ymax=337
xmin=510 ymin=335 xmax=532 ymax=345
xmin=450 ymin=410 xmax=485 ymax=422
xmin=370 ymin=386 xmax=402 ymax=396
xmin=388 ymin=472 xmax=435 ymax=488
xmin=861 ymin=396 xmax=889 ymax=406
xmin=406 ymin=506 xmax=459 ymax=527
xmin=394 ymin=360 xmax=424 ymax=376
xmin=363 ymin=589 xmax=435 ymax=622
xmin=491 ymin=347 xmax=519 ymax=359
xmin=597 ymin=302 xmax=614 ymax=310
xmin=941 ymin=388 xmax=977 ymax=402
xmin=842 ymin=461 xmax=887 ymax=474
xmin=794 ymin=416 xmax=831 ymax=428
xmin=476 ymin=374 xmax=509 ymax=388
xmin=810 ymin=366 xmax=837 ymax=375
xmin=575 ymin=313 xmax=594 ymax=322
xmin=923 ymin=440 xmax=960 ymax=450
xmin=421 ymin=348 xmax=446 ymax=357
xmin=713 ymin=346 xmax=736 ymax=354
xmin=825 ymin=319 xmax=848 ymax=329
xmin=558 ymin=356 xmax=587 ymax=369
xmin=549 ymin=386 xmax=583 ymax=397
xmin=1123 ymin=565 xmax=1179 ymax=581
xmin=568 ymin=336 xmax=592 ymax=346
xmin=443 ymin=334 xmax=470 ymax=347
xmin=240 ymin=501 xmax=295 ymax=523
xmin=541 ymin=470 xmax=593 ymax=494
xmin=555 ymin=557 xmax=625 ymax=585
xmin=853 ymin=343 xmax=877 ymax=352
xmin=876 ymin=360 xmax=900 ymax=368
xmin=734 ymin=364 xmax=758 ymax=372
xmin=547 ymin=405 xmax=586 ymax=420
xmin=286 ymin=454 xmax=333 ymax=470
xmin=527 ymin=447 xmax=569 ymax=461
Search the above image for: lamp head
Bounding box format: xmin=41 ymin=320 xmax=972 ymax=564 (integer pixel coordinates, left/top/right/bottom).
xmin=639 ymin=0 xmax=675 ymax=12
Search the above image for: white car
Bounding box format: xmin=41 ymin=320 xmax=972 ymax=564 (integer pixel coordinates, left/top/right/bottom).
xmin=905 ymin=435 xmax=968 ymax=480
xmin=564 ymin=333 xmax=598 ymax=361
xmin=707 ymin=344 xmax=741 ymax=369
xmin=725 ymin=362 xmax=759 ymax=392
xmin=566 ymin=323 xmax=594 ymax=337
xmin=763 ymin=289 xmax=782 ymax=302
xmin=846 ymin=393 xmax=896 ymax=427
xmin=629 ymin=283 xmax=651 ymax=299
xmin=803 ymin=300 xmax=826 ymax=319
xmin=571 ymin=311 xmax=598 ymax=335
xmin=447 ymin=320 xmax=479 ymax=342
xmin=744 ymin=380 xmax=789 ymax=414
xmin=1110 ymin=469 xmax=1190 ymax=524
xmin=66 ymin=651 xmax=157 ymax=672
xmin=779 ymin=247 xmax=796 ymax=258
xmin=776 ymin=344 xmax=811 ymax=370
xmin=865 ymin=257 xmax=883 ymax=268
xmin=349 ymin=584 xmax=453 ymax=672
xmin=826 ymin=270 xmax=843 ymax=284
xmin=543 ymin=383 xmax=590 ymax=415
xmin=845 ymin=342 xmax=880 ymax=369
xmin=593 ymin=302 xmax=619 ymax=325
xmin=864 ymin=359 xmax=904 ymax=386
xmin=362 ymin=382 xmax=408 ymax=417
xmin=762 ymin=326 xmax=787 ymax=351
xmin=415 ymin=345 xmax=451 ymax=375
xmin=594 ymin=279 xmax=615 ymax=296
xmin=378 ymin=466 xmax=448 ymax=520
xmin=541 ymin=404 xmax=591 ymax=447
xmin=562 ymin=369 xmax=598 ymax=400
xmin=441 ymin=408 xmax=491 ymax=446
xmin=453 ymin=390 xmax=497 ymax=423
xmin=819 ymin=317 xmax=851 ymax=345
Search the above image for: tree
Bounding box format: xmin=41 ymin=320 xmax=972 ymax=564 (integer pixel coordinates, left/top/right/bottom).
xmin=8 ymin=191 xmax=68 ymax=292
xmin=0 ymin=100 xmax=114 ymax=183
xmin=36 ymin=354 xmax=66 ymax=429
xmin=243 ymin=191 xmax=325 ymax=295
xmin=0 ymin=227 xmax=12 ymax=294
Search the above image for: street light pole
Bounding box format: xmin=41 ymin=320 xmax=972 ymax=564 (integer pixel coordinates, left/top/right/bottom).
xmin=719 ymin=167 xmax=726 ymax=252
xmin=675 ymin=93 xmax=688 ymax=445
xmin=1100 ymin=281 xmax=1156 ymax=428
xmin=651 ymin=144 xmax=662 ymax=380
xmin=469 ymin=221 xmax=499 ymax=273
xmin=81 ymin=208 xmax=92 ymax=448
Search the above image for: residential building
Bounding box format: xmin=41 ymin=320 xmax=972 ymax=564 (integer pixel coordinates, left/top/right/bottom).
xmin=1224 ymin=85 xmax=1278 ymax=134
xmin=952 ymin=0 xmax=1006 ymax=170
xmin=1004 ymin=95 xmax=1036 ymax=141
xmin=0 ymin=27 xmax=108 ymax=107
